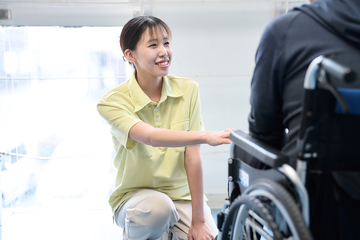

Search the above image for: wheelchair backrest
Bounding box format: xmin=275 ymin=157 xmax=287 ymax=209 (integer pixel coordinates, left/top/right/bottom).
xmin=297 ymin=56 xmax=360 ymax=169
xmin=335 ymin=88 xmax=360 ymax=115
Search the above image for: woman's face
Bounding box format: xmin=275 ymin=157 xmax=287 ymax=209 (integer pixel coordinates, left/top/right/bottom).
xmin=131 ymin=27 xmax=172 ymax=80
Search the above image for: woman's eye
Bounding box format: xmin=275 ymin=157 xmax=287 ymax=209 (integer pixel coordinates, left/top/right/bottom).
xmin=149 ymin=44 xmax=156 ymax=47
xmin=164 ymin=42 xmax=170 ymax=45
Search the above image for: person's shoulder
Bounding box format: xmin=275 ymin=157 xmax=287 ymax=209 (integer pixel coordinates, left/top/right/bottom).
xmin=100 ymin=79 xmax=131 ymax=102
xmin=260 ymin=10 xmax=302 ymax=45
xmin=167 ymin=75 xmax=199 ymax=88
xmin=266 ymin=9 xmax=302 ymax=32
xmin=167 ymin=75 xmax=198 ymax=85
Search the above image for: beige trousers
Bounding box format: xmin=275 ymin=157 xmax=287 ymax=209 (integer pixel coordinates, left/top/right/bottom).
xmin=114 ymin=189 xmax=218 ymax=240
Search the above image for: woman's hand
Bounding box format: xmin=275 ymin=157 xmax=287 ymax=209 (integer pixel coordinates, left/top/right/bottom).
xmin=188 ymin=222 xmax=215 ymax=240
xmin=205 ymin=128 xmax=235 ymax=146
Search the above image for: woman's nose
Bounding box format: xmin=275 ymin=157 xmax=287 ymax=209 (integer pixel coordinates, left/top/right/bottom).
xmin=158 ymin=45 xmax=167 ymax=57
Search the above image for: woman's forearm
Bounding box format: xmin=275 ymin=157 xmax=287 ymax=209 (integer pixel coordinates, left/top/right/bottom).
xmin=145 ymin=128 xmax=208 ymax=147
xmin=184 ymin=146 xmax=206 ymax=224
xmin=129 ymin=121 xmax=232 ymax=147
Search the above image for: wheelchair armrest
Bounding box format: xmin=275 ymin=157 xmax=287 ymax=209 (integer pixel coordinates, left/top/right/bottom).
xmin=230 ymin=130 xmax=289 ymax=168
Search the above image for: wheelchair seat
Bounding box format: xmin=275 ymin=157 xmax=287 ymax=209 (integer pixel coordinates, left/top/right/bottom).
xmin=217 ymin=56 xmax=360 ymax=240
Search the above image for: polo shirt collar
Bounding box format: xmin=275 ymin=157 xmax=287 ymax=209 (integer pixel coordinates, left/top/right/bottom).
xmin=160 ymin=75 xmax=184 ymax=102
xmin=129 ymin=72 xmax=184 ymax=112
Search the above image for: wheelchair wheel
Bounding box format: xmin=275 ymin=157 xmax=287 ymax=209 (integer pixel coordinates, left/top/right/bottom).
xmin=221 ymin=179 xmax=312 ymax=240
xmin=244 ymin=179 xmax=311 ymax=239
xmin=222 ymin=194 xmax=282 ymax=240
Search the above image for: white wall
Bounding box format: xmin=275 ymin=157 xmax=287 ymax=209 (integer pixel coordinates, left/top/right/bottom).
xmin=0 ymin=0 xmax=307 ymax=205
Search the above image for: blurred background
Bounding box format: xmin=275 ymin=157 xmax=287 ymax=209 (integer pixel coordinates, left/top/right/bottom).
xmin=0 ymin=0 xmax=308 ymax=239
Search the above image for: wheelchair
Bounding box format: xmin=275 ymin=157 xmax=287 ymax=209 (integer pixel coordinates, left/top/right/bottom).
xmin=217 ymin=56 xmax=360 ymax=240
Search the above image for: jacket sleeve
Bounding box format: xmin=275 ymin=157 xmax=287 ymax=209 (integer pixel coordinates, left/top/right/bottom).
xmin=248 ymin=19 xmax=287 ymax=150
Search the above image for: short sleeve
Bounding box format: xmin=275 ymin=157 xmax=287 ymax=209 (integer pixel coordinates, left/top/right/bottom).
xmin=97 ymin=93 xmax=141 ymax=150
xmin=188 ymin=82 xmax=205 ymax=132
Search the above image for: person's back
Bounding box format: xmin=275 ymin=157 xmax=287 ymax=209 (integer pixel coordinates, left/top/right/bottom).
xmin=246 ymin=1 xmax=360 ymax=238
xmin=248 ymin=0 xmax=360 ymax=167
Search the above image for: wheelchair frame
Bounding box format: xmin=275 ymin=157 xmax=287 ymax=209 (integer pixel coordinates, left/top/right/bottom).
xmin=217 ymin=55 xmax=357 ymax=240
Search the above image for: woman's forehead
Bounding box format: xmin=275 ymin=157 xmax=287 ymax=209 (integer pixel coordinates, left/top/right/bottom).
xmin=141 ymin=26 xmax=169 ymax=41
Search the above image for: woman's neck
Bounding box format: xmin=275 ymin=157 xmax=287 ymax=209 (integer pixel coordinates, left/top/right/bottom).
xmin=136 ymin=71 xmax=163 ymax=103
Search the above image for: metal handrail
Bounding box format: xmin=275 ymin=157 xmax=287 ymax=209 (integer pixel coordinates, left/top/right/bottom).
xmin=0 ymin=74 xmax=250 ymax=81
xmin=0 ymin=0 xmax=308 ymax=5
xmin=0 ymin=76 xmax=128 ymax=80
xmin=0 ymin=149 xmax=229 ymax=160
xmin=0 ymin=151 xmax=115 ymax=160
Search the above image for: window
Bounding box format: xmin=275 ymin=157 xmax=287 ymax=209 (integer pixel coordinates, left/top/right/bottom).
xmin=0 ymin=26 xmax=131 ymax=211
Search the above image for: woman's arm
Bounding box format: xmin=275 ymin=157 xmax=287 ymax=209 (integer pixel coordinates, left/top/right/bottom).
xmin=129 ymin=121 xmax=233 ymax=147
xmin=184 ymin=145 xmax=215 ymax=240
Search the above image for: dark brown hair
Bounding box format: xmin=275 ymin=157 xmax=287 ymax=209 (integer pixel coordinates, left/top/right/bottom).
xmin=120 ymin=15 xmax=172 ymax=54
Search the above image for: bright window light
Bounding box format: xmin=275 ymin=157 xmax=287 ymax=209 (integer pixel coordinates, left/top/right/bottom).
xmin=0 ymin=26 xmax=130 ymax=211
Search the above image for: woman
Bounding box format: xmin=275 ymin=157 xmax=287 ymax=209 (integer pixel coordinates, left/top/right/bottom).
xmin=97 ymin=15 xmax=233 ymax=240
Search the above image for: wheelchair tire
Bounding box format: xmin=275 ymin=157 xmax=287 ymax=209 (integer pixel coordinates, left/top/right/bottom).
xmin=221 ymin=194 xmax=282 ymax=240
xmin=243 ymin=179 xmax=312 ymax=240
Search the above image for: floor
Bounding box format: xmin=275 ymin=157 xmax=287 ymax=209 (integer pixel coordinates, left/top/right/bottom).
xmin=0 ymin=208 xmax=221 ymax=240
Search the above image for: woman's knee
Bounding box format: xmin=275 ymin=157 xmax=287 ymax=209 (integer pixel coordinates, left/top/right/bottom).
xmin=138 ymin=191 xmax=179 ymax=228
xmin=116 ymin=190 xmax=180 ymax=239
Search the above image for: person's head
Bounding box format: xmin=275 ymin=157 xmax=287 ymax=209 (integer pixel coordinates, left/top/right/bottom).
xmin=120 ymin=16 xmax=172 ymax=79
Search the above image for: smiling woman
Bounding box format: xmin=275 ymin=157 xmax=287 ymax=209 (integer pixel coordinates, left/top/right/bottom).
xmin=121 ymin=17 xmax=173 ymax=101
xmin=97 ymin=15 xmax=233 ymax=240
xmin=124 ymin=26 xmax=173 ymax=101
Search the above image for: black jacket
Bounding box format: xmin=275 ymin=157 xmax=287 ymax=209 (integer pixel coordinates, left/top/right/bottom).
xmin=248 ymin=0 xmax=360 ymax=167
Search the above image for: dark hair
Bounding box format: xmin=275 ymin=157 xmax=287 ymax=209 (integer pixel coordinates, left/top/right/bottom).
xmin=120 ymin=15 xmax=172 ymax=54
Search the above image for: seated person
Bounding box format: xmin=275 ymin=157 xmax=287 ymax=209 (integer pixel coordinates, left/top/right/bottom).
xmin=247 ymin=0 xmax=360 ymax=168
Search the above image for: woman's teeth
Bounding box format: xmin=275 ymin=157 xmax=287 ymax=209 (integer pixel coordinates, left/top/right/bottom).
xmin=157 ymin=61 xmax=168 ymax=66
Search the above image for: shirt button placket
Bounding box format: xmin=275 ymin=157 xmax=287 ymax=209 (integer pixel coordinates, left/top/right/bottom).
xmin=155 ymin=105 xmax=160 ymax=128
xmin=155 ymin=106 xmax=164 ymax=151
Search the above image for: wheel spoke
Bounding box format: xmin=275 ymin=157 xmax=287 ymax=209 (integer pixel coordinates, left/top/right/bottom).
xmin=245 ymin=217 xmax=273 ymax=240
xmin=251 ymin=217 xmax=258 ymax=240
xmin=248 ymin=209 xmax=270 ymax=230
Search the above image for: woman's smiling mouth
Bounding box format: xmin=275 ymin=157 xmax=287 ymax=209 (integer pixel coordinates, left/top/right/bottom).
xmin=156 ymin=61 xmax=169 ymax=66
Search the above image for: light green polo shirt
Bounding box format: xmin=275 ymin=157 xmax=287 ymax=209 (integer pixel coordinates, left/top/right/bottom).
xmin=97 ymin=72 xmax=205 ymax=213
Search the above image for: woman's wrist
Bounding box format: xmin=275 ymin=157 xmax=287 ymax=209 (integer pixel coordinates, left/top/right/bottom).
xmin=191 ymin=215 xmax=206 ymax=225
xmin=200 ymin=131 xmax=210 ymax=145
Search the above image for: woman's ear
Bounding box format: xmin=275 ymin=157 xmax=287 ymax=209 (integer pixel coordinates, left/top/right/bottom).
xmin=124 ymin=49 xmax=136 ymax=63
